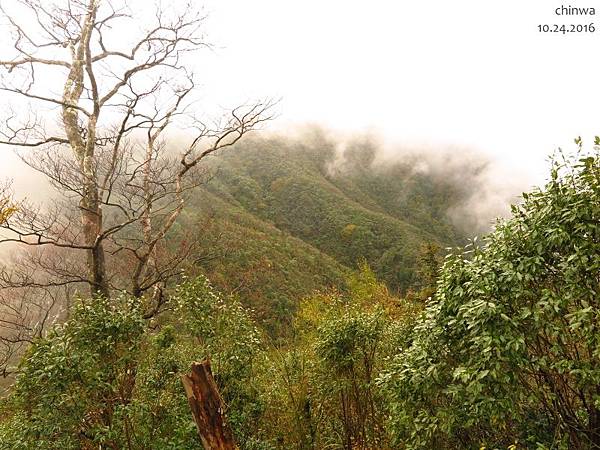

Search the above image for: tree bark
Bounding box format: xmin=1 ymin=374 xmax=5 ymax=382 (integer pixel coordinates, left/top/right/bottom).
xmin=181 ymin=359 xmax=237 ymax=450
xmin=61 ymin=0 xmax=109 ymax=298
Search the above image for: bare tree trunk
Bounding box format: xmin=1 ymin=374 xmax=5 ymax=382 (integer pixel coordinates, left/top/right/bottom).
xmin=82 ymin=185 xmax=109 ymax=297
xmin=181 ymin=359 xmax=237 ymax=450
xmin=61 ymin=0 xmax=109 ymax=298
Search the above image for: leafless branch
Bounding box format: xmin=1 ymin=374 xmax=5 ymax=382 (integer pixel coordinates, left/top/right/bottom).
xmin=0 ymin=0 xmax=274 ymax=373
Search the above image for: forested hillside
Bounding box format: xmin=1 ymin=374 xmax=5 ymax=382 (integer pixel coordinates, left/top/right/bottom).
xmin=182 ymin=131 xmax=490 ymax=330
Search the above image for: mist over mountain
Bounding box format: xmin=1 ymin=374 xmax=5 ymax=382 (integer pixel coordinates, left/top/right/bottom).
xmin=0 ymin=126 xmax=528 ymax=334
xmin=177 ymin=128 xmax=527 ymax=331
xmin=0 ymin=126 xmax=529 ymax=335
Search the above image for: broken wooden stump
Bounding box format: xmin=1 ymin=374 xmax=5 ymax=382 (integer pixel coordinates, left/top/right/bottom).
xmin=181 ymin=359 xmax=237 ymax=450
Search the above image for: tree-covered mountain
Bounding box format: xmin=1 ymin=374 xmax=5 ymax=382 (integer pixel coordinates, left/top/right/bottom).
xmin=181 ymin=130 xmax=491 ymax=331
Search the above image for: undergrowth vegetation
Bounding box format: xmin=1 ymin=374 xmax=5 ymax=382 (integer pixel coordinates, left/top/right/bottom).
xmin=0 ymin=149 xmax=597 ymax=449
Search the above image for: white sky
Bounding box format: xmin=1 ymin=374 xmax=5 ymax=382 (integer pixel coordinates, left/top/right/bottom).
xmin=1 ymin=0 xmax=600 ymax=190
xmin=198 ymin=0 xmax=600 ymax=182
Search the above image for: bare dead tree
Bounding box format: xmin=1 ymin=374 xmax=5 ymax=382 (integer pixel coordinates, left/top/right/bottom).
xmin=0 ymin=0 xmax=273 ymax=372
xmin=182 ymin=359 xmax=237 ymax=450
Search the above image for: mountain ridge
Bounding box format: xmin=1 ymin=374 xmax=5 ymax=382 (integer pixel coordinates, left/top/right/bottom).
xmin=180 ymin=132 xmax=491 ymax=332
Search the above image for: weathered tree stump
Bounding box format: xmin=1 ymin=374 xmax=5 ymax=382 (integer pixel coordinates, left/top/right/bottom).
xmin=181 ymin=359 xmax=237 ymax=450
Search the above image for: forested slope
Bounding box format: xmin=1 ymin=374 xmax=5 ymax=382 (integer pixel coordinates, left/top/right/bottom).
xmin=182 ymin=131 xmax=489 ymax=330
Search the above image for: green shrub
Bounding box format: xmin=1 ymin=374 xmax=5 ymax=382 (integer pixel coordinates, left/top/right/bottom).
xmin=0 ymin=276 xmax=264 ymax=449
xmin=381 ymin=150 xmax=600 ymax=449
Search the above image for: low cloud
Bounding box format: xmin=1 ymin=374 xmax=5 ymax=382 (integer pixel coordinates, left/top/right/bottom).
xmin=270 ymin=126 xmax=534 ymax=236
